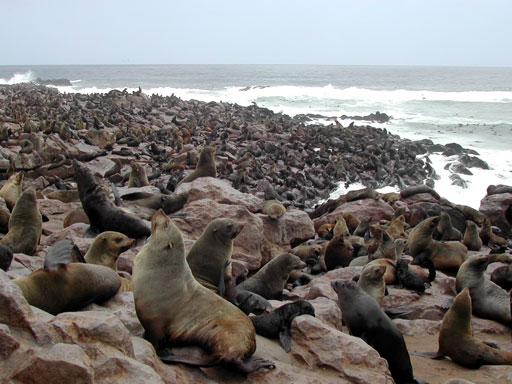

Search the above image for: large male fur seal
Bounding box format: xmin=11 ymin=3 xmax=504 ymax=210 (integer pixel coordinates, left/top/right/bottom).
xmin=187 ymin=218 xmax=243 ymax=291
xmin=74 ymin=160 xmax=150 ymax=239
xmin=416 ymin=288 xmax=512 ymax=367
xmin=14 ymin=240 xmax=121 ymax=315
xmin=132 ymin=210 xmax=274 ymax=372
xmin=0 ymin=187 xmax=42 ymax=255
xmin=455 ymin=254 xmax=512 ymax=326
xmin=177 ymin=146 xmax=216 ymax=185
xmin=237 ymin=253 xmax=306 ymax=300
xmin=250 ymin=300 xmax=315 ymax=352
xmin=409 ymin=216 xmax=467 ymax=270
xmin=331 ymin=279 xmax=420 ymax=384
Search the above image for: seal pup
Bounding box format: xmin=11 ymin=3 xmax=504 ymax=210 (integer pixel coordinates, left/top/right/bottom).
xmin=0 ymin=187 xmax=42 ymax=255
xmin=462 ymin=220 xmax=483 ymax=251
xmin=250 ymin=300 xmax=315 ymax=352
xmin=415 ymin=288 xmax=512 ymax=367
xmin=0 ymin=243 xmax=13 ymax=271
xmin=187 ymin=218 xmax=243 ymax=291
xmin=490 ymin=264 xmax=512 ymax=291
xmin=357 ymin=264 xmax=387 ymax=306
xmin=456 ymin=254 xmax=512 ymax=326
xmin=409 ymin=216 xmax=467 ymax=270
xmin=177 ymin=146 xmax=216 ymax=185
xmin=132 ymin=210 xmax=274 ymax=372
xmin=74 ymin=160 xmax=151 ymax=239
xmin=237 ymin=253 xmax=306 ymax=300
xmin=14 ymin=239 xmax=121 ymax=315
xmin=331 ymin=279 xmax=420 ymax=384
xmin=0 ymin=172 xmax=23 ymax=210
xmin=261 ymin=199 xmax=286 ymax=220
xmin=127 ymin=161 xmax=150 ymax=188
xmin=396 ymin=258 xmax=427 ymax=293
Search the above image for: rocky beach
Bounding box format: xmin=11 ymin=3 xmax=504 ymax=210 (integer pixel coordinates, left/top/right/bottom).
xmin=0 ymin=83 xmax=511 ymax=384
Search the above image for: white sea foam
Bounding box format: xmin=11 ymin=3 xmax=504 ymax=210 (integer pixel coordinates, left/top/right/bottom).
xmin=0 ymin=70 xmax=36 ymax=85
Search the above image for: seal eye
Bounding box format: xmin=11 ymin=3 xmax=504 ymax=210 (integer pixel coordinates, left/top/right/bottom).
xmin=115 ymin=237 xmax=123 ymax=243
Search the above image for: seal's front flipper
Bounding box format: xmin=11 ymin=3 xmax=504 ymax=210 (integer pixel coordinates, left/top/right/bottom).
xmin=279 ymin=326 xmax=292 ymax=352
xmin=44 ymin=239 xmax=75 ymax=271
xmin=412 ymin=351 xmax=445 ymax=360
xmin=234 ymin=356 xmax=275 ymax=373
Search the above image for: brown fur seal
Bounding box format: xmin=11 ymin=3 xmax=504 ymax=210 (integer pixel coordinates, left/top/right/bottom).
xmin=456 ymin=254 xmax=512 ymax=326
xmin=417 ymin=288 xmax=512 ymax=367
xmin=490 ymin=264 xmax=512 ymax=291
xmin=132 ymin=210 xmax=274 ymax=372
xmin=386 ymin=214 xmax=409 ymax=240
xmin=261 ymin=199 xmax=286 ymax=220
xmin=121 ymin=191 xmax=189 ymax=214
xmin=46 ymin=189 xmax=80 ymax=203
xmin=324 ymin=235 xmax=354 ymax=270
xmin=409 ymin=216 xmax=467 ymax=270
xmin=14 ymin=240 xmax=121 ymax=315
xmin=0 ymin=206 xmax=10 ymax=233
xmin=128 ymin=161 xmax=150 ymax=188
xmin=0 ymin=172 xmax=23 ymax=210
xmin=342 ymin=212 xmax=360 ymax=234
xmin=74 ymin=160 xmax=150 ymax=239
xmin=250 ymin=300 xmax=315 ymax=352
xmin=63 ymin=208 xmax=90 ymax=228
xmin=187 ymin=218 xmax=243 ymax=291
xmin=291 ymin=244 xmax=323 ymax=266
xmin=455 ymin=204 xmax=486 ymax=225
xmin=434 ymin=211 xmax=462 ymax=241
xmin=462 ymin=220 xmax=483 ymax=251
xmin=479 ymin=216 xmax=507 ymax=246
xmin=400 ymin=185 xmax=440 ymax=200
xmin=358 ymin=264 xmax=387 ymax=306
xmin=0 ymin=187 xmax=42 ymax=255
xmin=368 ymin=226 xmax=396 ymax=260
xmin=317 ymin=223 xmax=335 ymax=239
xmin=178 ymin=146 xmax=216 ymax=185
xmin=237 ymin=253 xmax=306 ymax=300
xmin=353 ymin=217 xmax=370 ymax=237
xmin=333 ymin=216 xmax=350 ymax=237
xmin=366 ymin=258 xmax=397 ymax=285
xmin=331 ymin=279 xmax=420 ymax=384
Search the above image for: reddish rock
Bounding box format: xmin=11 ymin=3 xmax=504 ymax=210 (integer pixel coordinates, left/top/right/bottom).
xmin=291 ymin=316 xmax=393 ymax=384
xmin=479 ymin=192 xmax=512 ymax=238
xmin=0 ymin=270 xmax=33 ymax=328
xmin=102 ymin=292 xmax=144 ymax=337
xmin=393 ymin=319 xmax=441 ymax=336
xmin=0 ymin=324 xmax=20 ymax=359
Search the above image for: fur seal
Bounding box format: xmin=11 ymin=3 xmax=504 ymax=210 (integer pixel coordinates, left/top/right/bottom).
xmin=0 ymin=172 xmax=23 ymax=210
xmin=121 ymin=191 xmax=189 ymax=214
xmin=455 ymin=204 xmax=485 ymax=225
xmin=84 ymin=231 xmax=134 ymax=270
xmin=417 ymin=288 xmax=512 ymax=367
xmin=317 ymin=223 xmax=335 ymax=239
xmin=331 ymin=279 xmax=420 ymax=384
xmin=479 ymin=217 xmax=507 ymax=246
xmin=462 ymin=220 xmax=483 ymax=251
xmin=346 ymin=187 xmax=379 ymax=202
xmin=386 ymin=214 xmax=409 ymax=240
xmin=14 ymin=240 xmax=121 ymax=315
xmin=250 ymin=300 xmax=315 ymax=352
xmin=333 ymin=216 xmax=350 ymax=237
xmin=490 ymin=264 xmax=512 ymax=291
xmin=0 ymin=206 xmax=10 ymax=233
xmin=342 ymin=212 xmax=360 ymax=234
xmin=74 ymin=160 xmax=151 ymax=239
xmin=396 ymin=258 xmax=427 ymax=293
xmin=132 ymin=210 xmax=274 ymax=372
xmin=368 ymin=225 xmax=396 ymax=260
xmin=324 ymin=235 xmax=354 ymax=270
xmin=291 ymin=244 xmax=323 ymax=266
xmin=237 ymin=253 xmax=306 ymax=300
xmin=434 ymin=211 xmax=462 ymax=241
xmin=187 ymin=218 xmax=243 ymax=291
xmin=357 ymin=264 xmax=387 ymax=306
xmin=409 ymin=216 xmax=467 ymax=270
xmin=261 ymin=199 xmax=286 ymax=220
xmin=128 ymin=161 xmax=150 ymax=188
xmin=456 ymin=254 xmax=512 ymax=326
xmin=177 ymin=146 xmax=216 ymax=185
xmin=46 ymin=189 xmax=80 ymax=203
xmin=0 ymin=187 xmax=42 ymax=255
xmin=0 ymin=243 xmax=13 ymax=271
xmin=353 ymin=217 xmax=370 ymax=237
xmin=63 ymin=208 xmax=90 ymax=228
xmin=400 ymin=185 xmax=440 ymax=200
xmin=366 ymin=258 xmax=397 ymax=284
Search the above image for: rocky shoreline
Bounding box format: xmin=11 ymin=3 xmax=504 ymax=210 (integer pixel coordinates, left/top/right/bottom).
xmin=0 ymin=84 xmax=511 ymax=383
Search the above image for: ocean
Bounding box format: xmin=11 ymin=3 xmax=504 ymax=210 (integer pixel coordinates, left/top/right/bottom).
xmin=1 ymin=65 xmax=511 ymax=208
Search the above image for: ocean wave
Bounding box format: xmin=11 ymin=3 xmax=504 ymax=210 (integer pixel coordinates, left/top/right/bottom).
xmin=0 ymin=70 xmax=36 ymax=85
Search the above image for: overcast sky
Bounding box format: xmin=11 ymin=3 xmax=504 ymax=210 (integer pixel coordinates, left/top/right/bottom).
xmin=1 ymin=0 xmax=511 ymax=66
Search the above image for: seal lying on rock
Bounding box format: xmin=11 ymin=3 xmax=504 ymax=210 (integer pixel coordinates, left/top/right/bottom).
xmin=415 ymin=288 xmax=512 ymax=367
xmin=455 ymin=253 xmax=512 ymax=326
xmin=14 ymin=239 xmax=121 ymax=315
xmin=132 ymin=210 xmax=274 ymax=373
xmin=250 ymin=300 xmax=315 ymax=352
xmin=74 ymin=160 xmax=151 ymax=239
xmin=121 ymin=191 xmax=189 ymax=214
xmin=331 ymin=279 xmax=423 ymax=384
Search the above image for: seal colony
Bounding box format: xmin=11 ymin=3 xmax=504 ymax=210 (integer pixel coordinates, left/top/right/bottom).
xmin=0 ymin=83 xmax=511 ymax=383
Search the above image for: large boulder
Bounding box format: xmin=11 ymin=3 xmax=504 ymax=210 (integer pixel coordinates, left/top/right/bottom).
xmin=479 ymin=192 xmax=512 ymax=238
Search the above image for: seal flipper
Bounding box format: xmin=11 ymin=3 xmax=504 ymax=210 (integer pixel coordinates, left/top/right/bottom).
xmin=278 ymin=325 xmax=292 ymax=353
xmin=157 ymin=346 xmax=219 ymax=367
xmin=44 ymin=239 xmax=75 ymax=271
xmin=120 ymin=191 xmax=154 ymax=201
xmin=412 ymin=351 xmax=445 ymax=359
xmin=231 ymin=356 xmax=275 ymax=373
